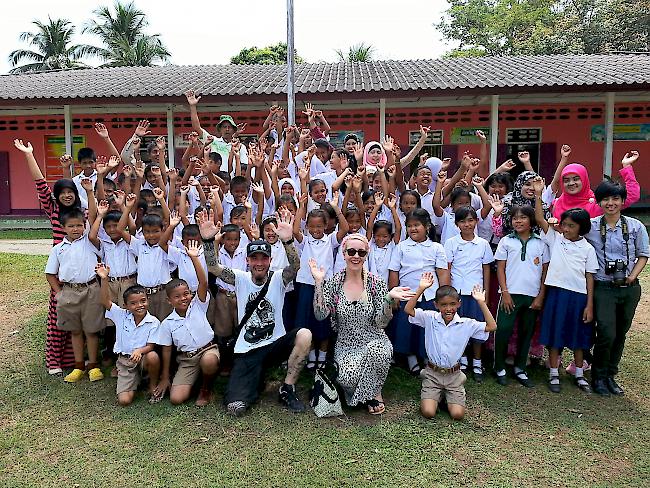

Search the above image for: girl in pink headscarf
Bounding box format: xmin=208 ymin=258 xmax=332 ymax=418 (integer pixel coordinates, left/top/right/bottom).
xmin=550 ymin=146 xmax=640 ymax=219
xmin=363 ymin=141 xmax=388 ymax=168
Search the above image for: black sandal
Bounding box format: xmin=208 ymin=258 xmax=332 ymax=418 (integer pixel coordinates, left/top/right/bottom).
xmin=575 ymin=377 xmax=592 ymax=394
xmin=366 ymin=399 xmax=385 ymax=415
xmin=515 ymin=371 xmax=534 ymax=388
xmin=548 ymin=375 xmax=561 ymax=393
xmin=408 ymin=363 xmax=422 ymax=377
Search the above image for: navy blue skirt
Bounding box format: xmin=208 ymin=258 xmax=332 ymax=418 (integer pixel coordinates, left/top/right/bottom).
xmin=391 ymin=299 xmax=436 ymax=358
xmin=540 ymin=286 xmax=593 ymax=351
xmin=295 ymin=282 xmax=332 ymax=342
xmin=459 ymin=294 xmax=487 ymax=344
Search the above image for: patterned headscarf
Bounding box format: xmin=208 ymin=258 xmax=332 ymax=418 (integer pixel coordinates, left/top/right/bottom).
xmin=501 ymin=171 xmax=550 ymax=235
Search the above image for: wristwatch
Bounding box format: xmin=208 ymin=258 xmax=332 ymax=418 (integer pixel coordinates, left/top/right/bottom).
xmin=282 ymin=238 xmax=294 ymax=245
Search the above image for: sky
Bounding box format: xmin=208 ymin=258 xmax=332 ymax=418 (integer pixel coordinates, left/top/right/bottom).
xmin=0 ymin=0 xmax=452 ymax=73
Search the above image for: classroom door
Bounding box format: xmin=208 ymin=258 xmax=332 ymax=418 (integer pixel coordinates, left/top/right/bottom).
xmin=0 ymin=152 xmax=10 ymax=215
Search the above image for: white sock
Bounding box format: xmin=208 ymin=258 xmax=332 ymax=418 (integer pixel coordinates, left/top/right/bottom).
xmin=549 ymin=368 xmax=559 ymax=384
xmin=317 ymin=350 xmax=327 ymax=362
xmin=496 ymin=369 xmax=506 ymax=377
xmin=308 ymin=349 xmax=316 ymax=362
xmin=575 ymin=367 xmax=584 ymax=378
xmin=549 ymin=367 xmax=559 ymax=377
xmin=460 ymin=356 xmax=468 ymax=366
xmin=514 ymin=367 xmax=528 ymax=379
xmin=407 ymin=355 xmax=419 ymax=370
xmin=472 ymin=359 xmax=482 ymax=373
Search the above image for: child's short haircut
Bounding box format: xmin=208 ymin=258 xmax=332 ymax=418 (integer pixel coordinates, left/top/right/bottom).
xmin=77 ymin=147 xmax=96 ymax=162
xmin=454 ymin=206 xmax=478 ymax=223
xmin=308 ymin=179 xmax=326 ymax=195
xmin=510 ymin=204 xmax=536 ymax=227
xmin=343 ymin=206 xmax=361 ymax=219
xmin=560 ymin=208 xmax=592 ymax=235
xmin=413 ymin=165 xmax=431 ymax=177
xmin=306 ymin=208 xmax=328 ymax=225
xmin=144 ymin=164 xmax=158 ymax=178
xmin=142 ymin=213 xmax=163 ymax=229
xmin=361 ymin=189 xmax=375 ymax=204
xmin=484 ymin=172 xmax=513 ymax=193
xmin=450 ymin=187 xmax=471 ymax=206
xmin=139 ymin=189 xmax=155 ymax=201
xmin=181 ymin=223 xmax=200 ymax=240
xmin=594 ymin=179 xmax=627 ymax=203
xmin=400 ymin=189 xmax=422 ymax=208
xmin=230 ymin=205 xmax=247 ymax=220
xmin=314 ymin=138 xmax=332 ymax=152
xmin=103 ymin=178 xmax=117 ymax=191
xmin=373 ymin=219 xmax=393 ymax=235
xmin=123 ymin=285 xmax=147 ymax=303
xmin=320 ymin=203 xmax=337 ymax=221
xmin=435 ymin=285 xmax=461 ymax=302
xmin=209 ymin=152 xmax=223 ymax=164
xmin=60 ymin=208 xmax=85 ymax=225
xmin=278 ymin=193 xmax=297 ymax=210
xmin=103 ymin=211 xmax=122 ymax=225
xmin=216 ymin=171 xmax=231 ymax=183
xmin=261 ymin=216 xmax=277 ymax=235
xmin=193 ymin=206 xmax=206 ymax=219
xmin=145 ymin=206 xmax=163 ymax=218
xmin=231 ymin=175 xmax=248 ymax=189
xmin=222 ymin=223 xmax=240 ymax=236
xmin=165 ymin=278 xmax=188 ymax=296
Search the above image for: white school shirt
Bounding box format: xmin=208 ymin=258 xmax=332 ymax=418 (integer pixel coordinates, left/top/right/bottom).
xmin=368 ymin=240 xmax=396 ymax=282
xmin=216 ymin=246 xmax=247 ymax=292
xmin=154 ymin=293 xmax=213 ymax=352
xmin=72 ymin=171 xmax=98 ymax=210
xmin=269 ymin=240 xmax=293 ymax=292
xmin=409 ymin=309 xmax=488 ymax=368
xmin=233 ymin=269 xmax=288 ymax=354
xmin=167 ymin=246 xmax=208 ymax=292
xmin=444 ymin=234 xmax=494 ymax=295
xmin=541 ymin=227 xmax=598 ymax=294
xmin=100 ymin=236 xmax=137 ymax=278
xmin=296 ymin=232 xmax=340 ymax=285
xmin=418 ymin=190 xmax=434 ymax=219
xmin=45 ymin=234 xmax=100 ymax=283
xmin=294 ymin=151 xmax=329 ymax=178
xmin=129 ymin=236 xmax=172 ymax=287
xmin=433 ymin=209 xmax=459 ymax=245
xmin=388 ymin=238 xmax=448 ymax=301
xmin=494 ymin=233 xmax=550 ymax=297
xmin=105 ymin=304 xmax=160 ymax=355
xmin=172 ymin=215 xmax=196 ymax=248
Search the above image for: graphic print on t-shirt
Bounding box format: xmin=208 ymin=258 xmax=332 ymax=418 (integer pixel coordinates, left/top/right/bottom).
xmin=243 ymin=290 xmax=275 ymax=344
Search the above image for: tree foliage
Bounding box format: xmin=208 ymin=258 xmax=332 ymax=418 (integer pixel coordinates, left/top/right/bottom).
xmin=336 ymin=43 xmax=376 ymax=62
xmin=230 ymin=43 xmax=304 ymax=65
xmin=437 ymin=0 xmax=650 ymax=57
xmin=8 ymin=18 xmax=100 ymax=73
xmin=84 ymin=1 xmax=171 ymax=67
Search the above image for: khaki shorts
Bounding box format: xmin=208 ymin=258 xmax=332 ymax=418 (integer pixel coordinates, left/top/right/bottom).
xmin=56 ymin=282 xmax=105 ymax=333
xmin=172 ymin=345 xmax=220 ymax=386
xmin=212 ymin=289 xmax=237 ymax=338
xmin=105 ymin=277 xmax=138 ymax=328
xmin=147 ymin=287 xmax=173 ymax=321
xmin=116 ymin=355 xmax=145 ymax=395
xmin=420 ymin=367 xmax=467 ymax=406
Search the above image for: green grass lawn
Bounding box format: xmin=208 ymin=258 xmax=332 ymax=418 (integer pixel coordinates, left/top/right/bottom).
xmin=0 ymin=229 xmax=52 ymax=240
xmin=0 ymin=254 xmax=648 ymax=487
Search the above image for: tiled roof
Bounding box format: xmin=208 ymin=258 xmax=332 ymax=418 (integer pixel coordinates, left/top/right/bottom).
xmin=1 ymin=54 xmax=649 ymax=101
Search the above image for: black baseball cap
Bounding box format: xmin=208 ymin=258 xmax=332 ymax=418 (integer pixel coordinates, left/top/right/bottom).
xmin=247 ymin=239 xmax=271 ymax=257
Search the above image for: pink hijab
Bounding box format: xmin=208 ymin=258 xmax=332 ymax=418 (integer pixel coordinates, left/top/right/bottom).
xmin=363 ymin=141 xmax=387 ymax=168
xmin=552 ymin=163 xmax=598 ymax=218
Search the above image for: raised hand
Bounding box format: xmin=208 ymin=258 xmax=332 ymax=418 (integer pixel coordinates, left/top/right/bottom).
xmin=151 ymin=165 xmax=162 ymax=178
xmin=131 ymin=136 xmax=141 ymax=150
xmin=107 ymin=155 xmax=120 ymax=171
xmin=461 ymin=152 xmax=473 ymax=169
xmin=517 ymin=151 xmax=530 ymax=163
xmin=251 ymin=181 xmax=265 ymax=195
xmin=235 ymin=122 xmax=247 ymax=135
xmin=80 ymin=178 xmax=94 ymax=192
xmin=475 ymin=130 xmax=487 ymax=142
xmin=95 ymin=262 xmax=110 ymax=279
xmin=152 ymin=187 xmax=165 ymax=201
xmin=387 ymin=193 xmax=398 ymax=209
xmin=113 ymin=190 xmax=126 ymax=207
xmin=437 ymin=170 xmax=447 ymax=183
xmin=419 ymin=125 xmax=431 ymax=138
xmin=621 ymin=150 xmax=639 ymax=167
xmin=309 ymin=258 xmax=326 ymax=282
xmin=472 ymin=175 xmax=485 ymax=187
xmin=441 ymin=158 xmax=452 ymax=171
xmin=169 ymin=210 xmax=181 ymax=227
xmin=271 ymin=212 xmax=295 ymax=242
xmin=500 ymin=159 xmax=516 ymax=171
xmin=134 ymin=161 xmax=145 ymax=179
xmin=122 ymin=165 xmax=133 ymax=179
xmin=382 ymin=135 xmax=395 ymax=156
xmin=330 ymin=190 xmax=340 ymax=208
xmin=188 ymin=131 xmax=199 ymax=145
xmin=488 ymin=194 xmax=504 ymax=215
xmin=97 ymin=199 xmax=110 ymax=216
xmin=302 ymin=102 xmax=315 ymax=118
xmin=560 ymin=144 xmax=572 ymax=158
xmin=60 ymin=153 xmax=73 ymax=168
xmin=94 ymin=122 xmax=109 ymax=138
xmin=374 ymin=191 xmax=385 ymax=206
xmin=196 ymin=209 xmax=221 ymax=239
xmin=185 ymin=239 xmax=201 ymax=258
xmin=134 ymin=120 xmax=151 ymax=137
xmin=125 ymin=193 xmax=137 ymax=209
xmin=167 ymin=167 xmax=178 ymax=182
xmin=470 ymin=158 xmax=481 ymax=172
xmin=388 ymin=286 xmax=416 ymax=302
xmin=419 ymin=271 xmax=435 ymax=290
xmin=352 ymin=174 xmax=363 ymax=193
xmin=185 ymin=90 xmax=201 ymax=106
xmin=156 ymin=136 xmax=166 ymax=150
xmin=95 ymin=155 xmax=108 ymax=176
xmin=419 ymin=153 xmax=429 ymax=165
xmin=532 ymin=176 xmax=545 ymax=195
xmin=13 ymin=139 xmax=33 ymax=153
xmin=470 ymin=284 xmax=486 ymax=303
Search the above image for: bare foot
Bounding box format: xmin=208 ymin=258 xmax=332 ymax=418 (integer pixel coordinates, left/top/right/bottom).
xmin=195 ymin=388 xmax=212 ymax=407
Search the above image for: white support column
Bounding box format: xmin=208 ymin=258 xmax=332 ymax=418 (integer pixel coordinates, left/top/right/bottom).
xmin=379 ymin=98 xmax=386 ymax=140
xmin=604 ymin=92 xmax=615 ymax=177
xmin=63 ymin=104 xmax=73 ymax=171
xmin=489 ymin=95 xmax=499 ymax=173
xmin=166 ymin=104 xmax=176 ymax=169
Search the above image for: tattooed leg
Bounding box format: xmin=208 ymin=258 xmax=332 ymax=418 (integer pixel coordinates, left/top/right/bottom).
xmin=285 ymin=328 xmax=312 ymax=385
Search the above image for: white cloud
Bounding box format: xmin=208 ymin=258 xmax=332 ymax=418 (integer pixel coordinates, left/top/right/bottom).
xmin=0 ymin=0 xmax=452 ymax=72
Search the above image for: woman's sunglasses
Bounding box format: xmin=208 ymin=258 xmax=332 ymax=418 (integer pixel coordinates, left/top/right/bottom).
xmin=345 ymin=248 xmax=368 ymax=257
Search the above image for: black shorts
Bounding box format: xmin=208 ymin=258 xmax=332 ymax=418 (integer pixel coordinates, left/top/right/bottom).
xmin=224 ymin=328 xmax=301 ymax=406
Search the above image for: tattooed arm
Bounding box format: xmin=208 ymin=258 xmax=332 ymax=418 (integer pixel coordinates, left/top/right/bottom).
xmin=282 ymin=241 xmax=300 ymax=286
xmin=202 ymin=238 xmax=236 ymax=285
xmin=313 ymin=276 xmax=334 ymax=322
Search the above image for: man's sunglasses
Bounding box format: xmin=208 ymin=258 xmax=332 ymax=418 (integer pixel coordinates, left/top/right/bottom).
xmin=345 ymin=248 xmax=368 ymax=257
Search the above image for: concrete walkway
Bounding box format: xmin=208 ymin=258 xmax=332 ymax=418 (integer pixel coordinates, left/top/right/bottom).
xmin=0 ymin=239 xmax=52 ymax=255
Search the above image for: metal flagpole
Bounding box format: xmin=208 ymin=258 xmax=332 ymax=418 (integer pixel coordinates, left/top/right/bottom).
xmin=287 ymin=0 xmax=295 ymax=125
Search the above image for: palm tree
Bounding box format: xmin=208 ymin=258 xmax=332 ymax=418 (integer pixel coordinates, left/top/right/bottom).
xmin=8 ymin=18 xmax=99 ymax=74
xmin=84 ymin=1 xmax=170 ymax=67
xmin=335 ymin=43 xmax=376 ymax=62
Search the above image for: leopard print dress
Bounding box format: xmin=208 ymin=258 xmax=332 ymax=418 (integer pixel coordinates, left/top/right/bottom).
xmin=314 ymin=270 xmax=393 ymax=406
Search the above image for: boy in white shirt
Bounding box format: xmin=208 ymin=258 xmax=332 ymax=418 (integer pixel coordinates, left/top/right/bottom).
xmin=405 ymin=274 xmax=497 ymax=421
xmin=45 ymin=209 xmax=104 ymax=383
xmin=96 ymin=263 xmax=161 ymax=406
xmin=154 ymin=240 xmax=219 ymax=407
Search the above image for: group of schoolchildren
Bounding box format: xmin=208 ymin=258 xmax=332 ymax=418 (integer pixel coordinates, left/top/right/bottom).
xmin=15 ymin=94 xmax=648 ymax=420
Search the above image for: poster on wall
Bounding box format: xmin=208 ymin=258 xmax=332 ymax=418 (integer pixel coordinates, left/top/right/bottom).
xmin=44 ymin=135 xmax=86 ymax=182
xmin=591 ymin=124 xmax=650 ymax=142
xmin=450 ymin=127 xmax=490 ymax=144
xmin=409 ymin=130 xmax=443 ymax=146
xmin=327 ymin=130 xmax=364 ymax=147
